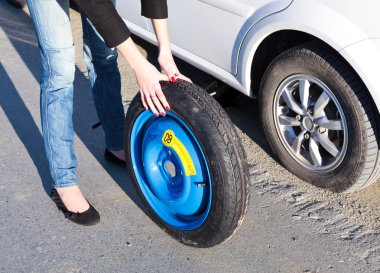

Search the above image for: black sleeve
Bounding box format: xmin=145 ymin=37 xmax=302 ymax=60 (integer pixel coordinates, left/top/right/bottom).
xmin=73 ymin=0 xmax=131 ymax=48
xmin=141 ymin=0 xmax=168 ymax=19
xmin=73 ymin=0 xmax=168 ymax=48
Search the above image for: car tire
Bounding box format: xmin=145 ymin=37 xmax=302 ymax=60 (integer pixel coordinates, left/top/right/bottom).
xmin=260 ymin=43 xmax=380 ymax=192
xmin=124 ymin=80 xmax=250 ymax=247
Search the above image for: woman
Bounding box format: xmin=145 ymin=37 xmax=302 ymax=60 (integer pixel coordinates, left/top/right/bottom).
xmin=26 ymin=0 xmax=190 ymax=226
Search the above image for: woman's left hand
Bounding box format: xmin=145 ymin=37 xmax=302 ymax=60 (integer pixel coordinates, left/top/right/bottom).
xmin=158 ymin=51 xmax=192 ymax=83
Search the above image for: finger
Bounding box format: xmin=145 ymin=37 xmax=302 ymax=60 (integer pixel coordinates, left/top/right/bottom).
xmin=177 ymin=73 xmax=190 ymax=82
xmin=159 ymin=73 xmax=169 ymax=82
xmin=150 ymin=88 xmax=166 ymax=116
xmin=178 ymin=75 xmax=193 ymax=83
xmin=155 ymin=87 xmax=170 ymax=111
xmin=164 ymin=63 xmax=177 ymax=77
xmin=145 ymin=92 xmax=159 ymax=117
xmin=168 ymin=71 xmax=180 ymax=83
xmin=151 ymin=95 xmax=166 ymax=116
xmin=140 ymin=91 xmax=148 ymax=110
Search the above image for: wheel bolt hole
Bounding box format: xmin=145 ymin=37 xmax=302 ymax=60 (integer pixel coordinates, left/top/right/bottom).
xmin=317 ymin=127 xmax=326 ymax=134
xmin=164 ymin=160 xmax=176 ymax=178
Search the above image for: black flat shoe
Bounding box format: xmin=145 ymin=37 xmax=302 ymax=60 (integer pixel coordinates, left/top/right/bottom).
xmin=50 ymin=189 xmax=100 ymax=226
xmin=104 ymin=149 xmax=126 ymax=166
xmin=6 ymin=0 xmax=26 ymax=9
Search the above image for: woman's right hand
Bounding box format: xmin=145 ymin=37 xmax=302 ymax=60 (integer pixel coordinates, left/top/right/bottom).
xmin=133 ymin=59 xmax=170 ymax=117
xmin=117 ymin=38 xmax=170 ymax=117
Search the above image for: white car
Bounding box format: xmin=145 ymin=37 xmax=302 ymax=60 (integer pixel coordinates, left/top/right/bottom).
xmin=116 ymin=0 xmax=380 ymax=193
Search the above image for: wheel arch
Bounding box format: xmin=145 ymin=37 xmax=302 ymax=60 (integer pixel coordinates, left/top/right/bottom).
xmin=237 ymin=0 xmax=380 ymax=115
xmin=249 ymin=30 xmax=314 ymax=96
xmin=240 ymin=30 xmax=380 ymax=121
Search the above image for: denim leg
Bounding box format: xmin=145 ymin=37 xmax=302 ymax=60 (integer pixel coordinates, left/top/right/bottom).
xmin=27 ymin=0 xmax=77 ymax=188
xmin=81 ymin=13 xmax=125 ymax=151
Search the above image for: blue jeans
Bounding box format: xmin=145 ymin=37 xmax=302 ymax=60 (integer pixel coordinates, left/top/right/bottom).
xmin=26 ymin=0 xmax=125 ymax=188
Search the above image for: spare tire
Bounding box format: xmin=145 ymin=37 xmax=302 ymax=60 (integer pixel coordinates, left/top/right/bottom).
xmin=124 ymin=80 xmax=250 ymax=247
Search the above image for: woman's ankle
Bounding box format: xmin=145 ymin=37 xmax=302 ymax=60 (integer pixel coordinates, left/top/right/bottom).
xmin=56 ymin=186 xmax=90 ymax=213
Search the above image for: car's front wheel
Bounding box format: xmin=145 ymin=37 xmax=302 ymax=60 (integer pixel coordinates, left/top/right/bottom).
xmin=260 ymin=43 xmax=380 ymax=192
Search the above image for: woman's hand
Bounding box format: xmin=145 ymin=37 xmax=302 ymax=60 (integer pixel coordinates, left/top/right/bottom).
xmin=158 ymin=51 xmax=192 ymax=83
xmin=133 ymin=59 xmax=170 ymax=116
xmin=117 ymin=38 xmax=170 ymax=116
xmin=151 ymin=19 xmax=191 ymax=83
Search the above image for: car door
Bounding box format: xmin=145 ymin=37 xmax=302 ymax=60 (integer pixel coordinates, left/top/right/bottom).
xmin=115 ymin=0 xmax=148 ymax=29
xmin=147 ymin=0 xmax=292 ymax=74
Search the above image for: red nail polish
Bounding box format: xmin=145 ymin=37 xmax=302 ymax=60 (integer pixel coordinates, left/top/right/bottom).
xmin=155 ymin=113 xmax=159 ymax=117
xmin=165 ymin=106 xmax=170 ymax=111
xmin=170 ymin=76 xmax=176 ymax=83
xmin=161 ymin=111 xmax=166 ymax=116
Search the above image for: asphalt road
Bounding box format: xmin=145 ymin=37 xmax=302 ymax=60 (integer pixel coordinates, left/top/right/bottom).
xmin=0 ymin=3 xmax=379 ymax=273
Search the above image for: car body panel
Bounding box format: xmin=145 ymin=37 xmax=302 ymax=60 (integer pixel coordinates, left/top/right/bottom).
xmin=119 ymin=19 xmax=245 ymax=92
xmin=117 ymin=0 xmax=293 ymax=73
xmin=115 ymin=0 xmax=148 ymax=29
xmin=117 ymin=0 xmax=380 ymax=111
xmin=239 ymin=0 xmax=380 ymax=100
xmin=154 ymin=0 xmax=293 ymax=74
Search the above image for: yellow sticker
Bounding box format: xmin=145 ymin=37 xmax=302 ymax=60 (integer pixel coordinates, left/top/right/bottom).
xmin=162 ymin=130 xmax=197 ymax=176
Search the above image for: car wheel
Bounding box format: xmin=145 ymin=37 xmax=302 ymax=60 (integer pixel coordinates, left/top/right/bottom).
xmin=124 ymin=80 xmax=250 ymax=247
xmin=260 ymin=43 xmax=380 ymax=192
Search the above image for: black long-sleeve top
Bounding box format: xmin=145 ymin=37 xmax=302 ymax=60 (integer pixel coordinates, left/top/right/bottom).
xmin=72 ymin=0 xmax=168 ymax=48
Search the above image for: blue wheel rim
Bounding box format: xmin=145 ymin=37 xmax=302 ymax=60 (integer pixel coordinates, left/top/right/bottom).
xmin=130 ymin=111 xmax=212 ymax=230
